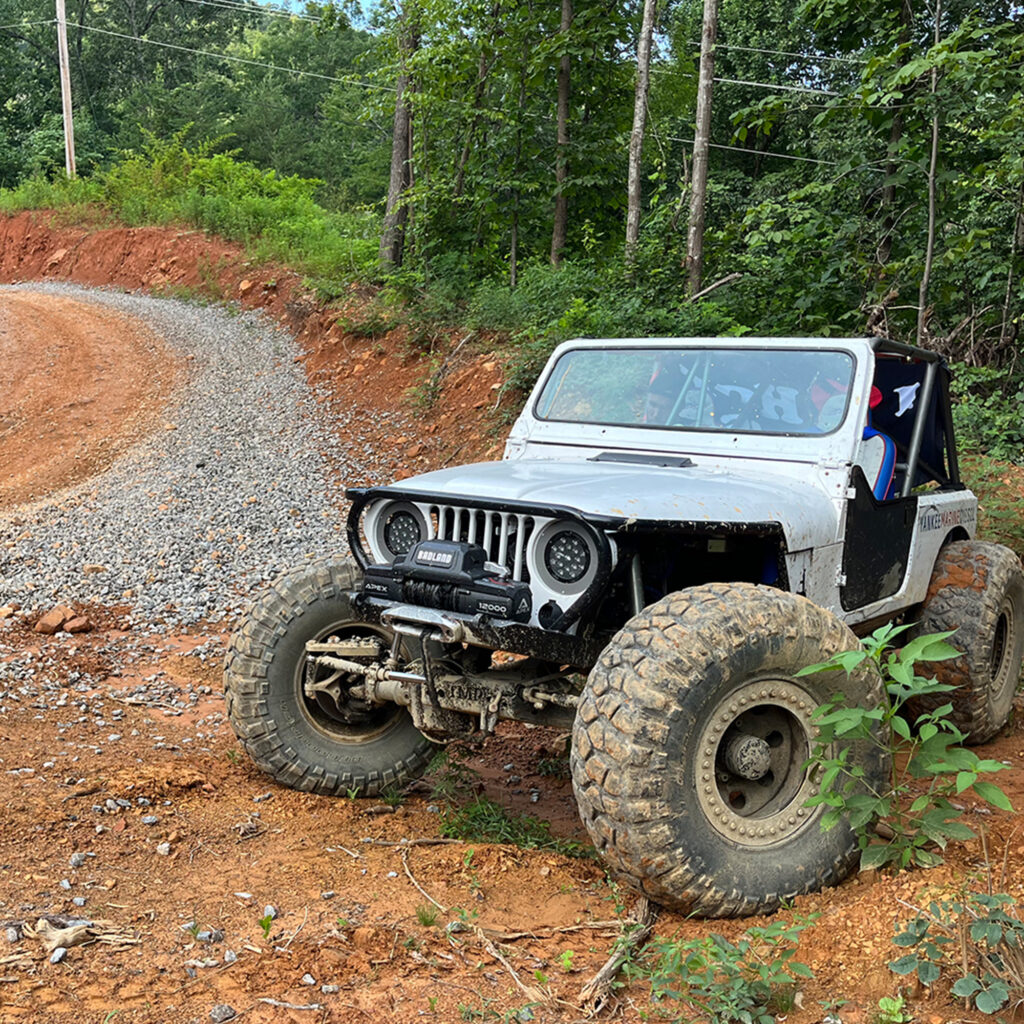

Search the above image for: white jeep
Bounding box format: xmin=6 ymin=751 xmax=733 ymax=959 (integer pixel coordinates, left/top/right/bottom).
xmin=225 ymin=336 xmax=1024 ymax=916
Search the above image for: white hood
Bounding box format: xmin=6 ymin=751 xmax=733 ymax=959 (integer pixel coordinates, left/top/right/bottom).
xmin=389 ymin=458 xmax=839 ymax=550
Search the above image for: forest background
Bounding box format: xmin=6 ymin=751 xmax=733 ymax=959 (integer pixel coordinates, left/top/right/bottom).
xmin=1 ymin=0 xmax=1022 ymax=459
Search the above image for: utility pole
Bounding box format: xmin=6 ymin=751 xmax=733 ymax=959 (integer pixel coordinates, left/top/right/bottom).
xmin=685 ymin=0 xmax=718 ymax=296
xmin=56 ymin=0 xmax=77 ymax=178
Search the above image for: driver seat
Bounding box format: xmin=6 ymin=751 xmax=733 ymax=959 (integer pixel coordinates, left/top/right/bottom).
xmin=857 ymin=424 xmax=896 ymax=500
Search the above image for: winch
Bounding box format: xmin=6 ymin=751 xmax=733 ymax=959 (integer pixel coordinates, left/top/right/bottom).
xmin=362 ymin=539 xmax=533 ymax=622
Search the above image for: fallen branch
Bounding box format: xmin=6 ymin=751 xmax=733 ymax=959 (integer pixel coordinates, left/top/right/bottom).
xmin=106 ymin=693 xmax=182 ymax=712
xmin=579 ymin=897 xmax=659 ymax=1015
xmin=362 ymin=838 xmax=462 ymax=848
xmin=61 ymin=786 xmax=101 ymax=804
xmin=276 ymin=907 xmax=308 ymax=953
xmin=400 ymin=847 xmax=446 ymax=912
xmin=258 ymin=998 xmax=322 ymax=1011
xmin=483 ymin=921 xmax=620 ymax=942
xmin=684 ymin=272 xmax=742 ymax=304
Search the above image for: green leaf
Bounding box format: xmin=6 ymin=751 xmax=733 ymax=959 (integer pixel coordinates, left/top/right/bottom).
xmin=951 ymin=976 xmax=981 ymax=998
xmin=888 ymin=954 xmax=919 ymax=976
xmin=975 ymin=981 xmax=1009 ymax=1014
xmin=860 ymin=843 xmax=894 ymax=870
xmin=888 ymin=715 xmax=910 ymax=741
xmin=972 ymin=780 xmax=1013 ymax=811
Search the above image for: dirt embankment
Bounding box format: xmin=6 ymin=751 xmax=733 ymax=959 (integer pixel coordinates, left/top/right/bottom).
xmin=1 ymin=211 xmax=1023 ymax=1024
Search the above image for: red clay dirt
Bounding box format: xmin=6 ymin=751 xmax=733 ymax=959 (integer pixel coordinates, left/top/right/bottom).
xmin=1 ymin=211 xmax=1023 ymax=1024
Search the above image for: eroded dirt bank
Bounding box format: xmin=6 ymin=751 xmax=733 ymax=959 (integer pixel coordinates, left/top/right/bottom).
xmin=1 ymin=212 xmax=1022 ymax=1024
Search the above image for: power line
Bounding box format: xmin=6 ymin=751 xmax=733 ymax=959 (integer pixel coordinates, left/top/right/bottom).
xmin=649 ymin=63 xmax=844 ymax=97
xmin=663 ymin=134 xmax=837 ymax=165
xmin=75 ymin=23 xmax=390 ymax=91
xmin=177 ymin=0 xmax=324 ymax=24
xmin=687 ymin=40 xmax=867 ymax=65
xmin=0 ymin=19 xmax=57 ymax=30
xmin=713 ymin=75 xmax=839 ymax=96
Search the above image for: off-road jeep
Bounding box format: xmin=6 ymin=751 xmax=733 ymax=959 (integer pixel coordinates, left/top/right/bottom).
xmin=225 ymin=336 xmax=1024 ymax=917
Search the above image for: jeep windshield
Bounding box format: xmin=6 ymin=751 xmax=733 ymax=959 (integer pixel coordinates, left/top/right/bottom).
xmin=534 ymin=346 xmax=856 ymax=436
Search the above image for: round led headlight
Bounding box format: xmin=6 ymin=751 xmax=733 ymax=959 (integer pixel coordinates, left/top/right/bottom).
xmin=544 ymin=530 xmax=592 ymax=584
xmin=531 ymin=520 xmax=600 ymax=595
xmin=383 ymin=509 xmax=423 ymax=556
xmin=368 ymin=501 xmax=429 ymax=562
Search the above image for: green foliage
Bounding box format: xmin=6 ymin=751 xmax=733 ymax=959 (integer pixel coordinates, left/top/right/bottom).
xmin=415 ymin=904 xmax=439 ymax=927
xmin=439 ymin=796 xmax=591 ymax=858
xmin=799 ymin=624 xmax=1012 ymax=871
xmin=1 ymin=136 xmax=378 ymax=293
xmin=628 ymin=915 xmax=816 ymax=1023
xmin=889 ymin=891 xmax=1024 ymax=1014
xmin=952 ymin=365 xmax=1024 ymax=463
xmin=257 ymin=912 xmax=274 ymax=939
xmin=872 ymin=994 xmax=912 ymax=1024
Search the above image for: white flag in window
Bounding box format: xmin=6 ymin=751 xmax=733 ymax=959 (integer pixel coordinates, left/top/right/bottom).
xmin=894 ymin=382 xmax=921 ymax=417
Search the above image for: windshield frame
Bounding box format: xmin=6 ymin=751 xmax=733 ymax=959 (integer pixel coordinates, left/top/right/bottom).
xmin=530 ymin=343 xmax=859 ymax=438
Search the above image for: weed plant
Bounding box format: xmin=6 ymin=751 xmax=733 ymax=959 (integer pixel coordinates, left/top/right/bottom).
xmin=799 ymin=625 xmax=1012 ymax=871
xmin=889 ymin=891 xmax=1024 ymax=1014
xmin=627 ymin=915 xmax=816 ymax=1023
xmin=439 ymin=795 xmax=590 ymax=859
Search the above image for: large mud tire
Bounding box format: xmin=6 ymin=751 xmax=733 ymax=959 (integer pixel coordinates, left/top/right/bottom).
xmin=571 ymin=582 xmax=889 ymax=918
xmin=224 ymin=558 xmax=433 ymax=797
xmin=908 ymin=540 xmax=1024 ymax=745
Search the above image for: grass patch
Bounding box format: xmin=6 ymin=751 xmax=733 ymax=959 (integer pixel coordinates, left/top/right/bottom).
xmin=0 ymin=135 xmax=378 ymax=296
xmin=961 ymin=454 xmax=1024 ymax=559
xmin=439 ymin=796 xmax=592 ymax=859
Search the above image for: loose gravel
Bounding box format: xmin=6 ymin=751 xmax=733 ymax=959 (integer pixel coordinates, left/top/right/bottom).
xmin=0 ymin=282 xmax=414 ymax=630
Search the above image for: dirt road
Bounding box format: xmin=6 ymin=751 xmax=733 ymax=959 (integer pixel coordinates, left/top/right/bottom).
xmin=0 ymin=291 xmax=179 ymax=510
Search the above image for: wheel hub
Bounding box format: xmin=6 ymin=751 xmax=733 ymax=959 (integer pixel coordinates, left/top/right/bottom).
xmin=696 ymin=679 xmax=821 ymax=847
xmin=723 ymin=733 xmax=772 ymax=780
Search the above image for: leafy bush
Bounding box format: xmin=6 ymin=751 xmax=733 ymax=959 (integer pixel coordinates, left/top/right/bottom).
xmin=0 ymin=134 xmax=378 ymax=293
xmin=951 ymin=364 xmax=1024 ymax=463
xmin=799 ymin=624 xmax=1012 ymax=871
xmin=889 ymin=892 xmax=1024 ymax=1014
xmin=629 ymin=916 xmax=815 ymax=1023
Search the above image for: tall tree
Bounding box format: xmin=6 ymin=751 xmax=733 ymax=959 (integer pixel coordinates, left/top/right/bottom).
xmin=685 ymin=0 xmax=718 ymax=294
xmin=379 ymin=10 xmax=417 ymax=270
xmin=625 ymin=0 xmax=658 ymax=270
xmin=550 ymin=0 xmax=573 ymax=266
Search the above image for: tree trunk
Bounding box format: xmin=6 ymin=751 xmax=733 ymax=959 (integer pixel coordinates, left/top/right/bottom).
xmin=379 ymin=22 xmax=417 ymax=272
xmin=550 ymin=0 xmax=572 ymax=267
xmin=998 ymin=184 xmax=1024 ymax=353
xmin=878 ymin=2 xmax=910 ymax=267
xmin=625 ymin=0 xmax=657 ymax=272
xmin=916 ymin=0 xmax=941 ymax=347
xmin=685 ymin=0 xmax=718 ymax=296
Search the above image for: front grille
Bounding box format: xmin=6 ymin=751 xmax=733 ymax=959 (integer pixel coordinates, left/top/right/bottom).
xmin=428 ymin=505 xmax=535 ymax=582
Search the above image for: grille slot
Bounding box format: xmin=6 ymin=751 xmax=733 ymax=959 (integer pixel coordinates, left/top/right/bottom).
xmin=429 ymin=505 xmax=535 ymax=582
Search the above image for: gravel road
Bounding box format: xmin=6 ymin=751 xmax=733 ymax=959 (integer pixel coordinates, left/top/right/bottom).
xmin=0 ymin=282 xmax=405 ymax=629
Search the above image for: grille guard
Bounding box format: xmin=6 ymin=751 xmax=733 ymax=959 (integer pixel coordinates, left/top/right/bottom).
xmin=346 ymin=486 xmax=620 ymax=634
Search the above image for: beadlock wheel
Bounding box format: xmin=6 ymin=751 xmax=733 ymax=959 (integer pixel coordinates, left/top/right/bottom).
xmin=696 ymin=678 xmax=820 ymax=848
xmin=571 ymin=582 xmax=890 ymax=918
